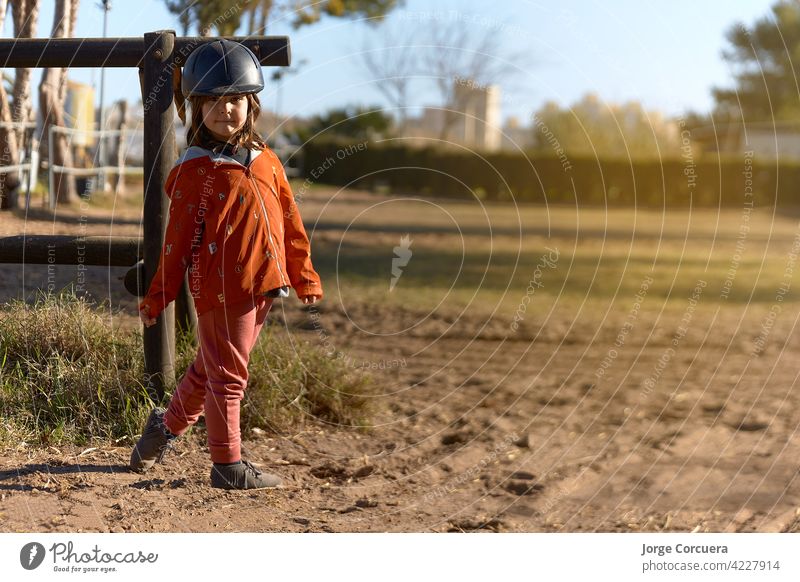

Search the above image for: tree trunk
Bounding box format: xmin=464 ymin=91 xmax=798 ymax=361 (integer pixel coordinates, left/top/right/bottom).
xmin=0 ymin=0 xmax=19 ymax=211
xmin=0 ymin=81 xmax=20 ymax=210
xmin=246 ymin=3 xmax=256 ymax=35
xmin=38 ymin=0 xmax=80 ymax=205
xmin=257 ymin=0 xmax=272 ymax=34
xmin=11 ymin=0 xmax=39 ymax=154
xmin=58 ymin=0 xmax=79 ymax=105
xmin=39 ymin=71 xmax=75 ymax=203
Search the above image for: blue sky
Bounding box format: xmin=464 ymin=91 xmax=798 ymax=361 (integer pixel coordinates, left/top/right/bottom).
xmin=6 ymin=0 xmax=779 ymax=125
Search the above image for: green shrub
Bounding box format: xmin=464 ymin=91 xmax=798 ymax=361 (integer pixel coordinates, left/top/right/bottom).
xmin=300 ymin=139 xmax=798 ymax=207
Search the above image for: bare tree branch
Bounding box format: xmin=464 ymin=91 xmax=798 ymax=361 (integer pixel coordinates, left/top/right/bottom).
xmin=418 ymin=18 xmax=524 ymax=141
xmin=359 ymin=25 xmax=419 ymax=132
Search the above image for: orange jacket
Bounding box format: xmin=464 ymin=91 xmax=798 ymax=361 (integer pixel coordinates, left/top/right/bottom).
xmin=139 ymin=146 xmax=322 ymax=320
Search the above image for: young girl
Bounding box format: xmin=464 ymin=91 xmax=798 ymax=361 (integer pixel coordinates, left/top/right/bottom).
xmin=130 ymin=40 xmax=323 ymax=490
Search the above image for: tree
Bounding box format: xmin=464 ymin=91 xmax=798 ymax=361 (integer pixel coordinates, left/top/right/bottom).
xmin=291 ymin=0 xmax=399 ymax=28
xmin=166 ymin=0 xmax=398 ymax=36
xmin=164 ymin=0 xmax=243 ymax=36
xmin=39 ymin=0 xmax=80 ymax=204
xmin=358 ymin=15 xmax=525 ymax=144
xmin=164 ymin=0 xmax=192 ymax=35
xmin=244 ymin=0 xmax=272 ymax=35
xmin=418 ymin=18 xmax=523 ymax=141
xmin=713 ymin=0 xmax=800 ymax=121
xmin=359 ymin=24 xmax=418 ymax=133
xmin=532 ymin=93 xmax=680 ymax=159
xmin=11 ymin=0 xmax=39 ymax=153
xmin=0 ymin=0 xmax=18 ymax=210
xmin=0 ymin=0 xmax=39 ymax=211
xmin=298 ymin=105 xmax=393 ymax=141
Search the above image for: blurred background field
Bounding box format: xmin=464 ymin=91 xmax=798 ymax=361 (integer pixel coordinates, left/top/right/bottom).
xmin=295 ymin=183 xmax=800 ymax=314
xmin=10 ymin=180 xmax=800 ymax=318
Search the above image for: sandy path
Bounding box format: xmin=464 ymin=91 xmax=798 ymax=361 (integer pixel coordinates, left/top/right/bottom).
xmin=1 ymin=196 xmax=799 ymax=532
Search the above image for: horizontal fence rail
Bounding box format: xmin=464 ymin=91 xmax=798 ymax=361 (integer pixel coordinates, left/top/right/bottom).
xmin=0 ymin=235 xmax=142 ymax=266
xmin=52 ymin=126 xmax=133 ymax=137
xmin=0 ymin=163 xmax=32 ymax=173
xmin=48 ymin=165 xmax=144 ymax=176
xmin=0 ymin=36 xmax=290 ymax=67
xmin=0 ymin=121 xmax=37 ymax=129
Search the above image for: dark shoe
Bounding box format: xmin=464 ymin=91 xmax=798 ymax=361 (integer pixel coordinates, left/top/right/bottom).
xmin=211 ymin=460 xmax=282 ymax=490
xmin=129 ymin=408 xmax=176 ymax=473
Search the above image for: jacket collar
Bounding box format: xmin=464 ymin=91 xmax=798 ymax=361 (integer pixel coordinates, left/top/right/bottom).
xmin=175 ymin=145 xmax=264 ymax=168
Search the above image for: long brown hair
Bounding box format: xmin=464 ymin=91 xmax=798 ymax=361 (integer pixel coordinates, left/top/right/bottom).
xmin=186 ymin=93 xmax=267 ymax=151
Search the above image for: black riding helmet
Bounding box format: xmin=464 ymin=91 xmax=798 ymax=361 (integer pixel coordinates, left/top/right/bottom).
xmin=181 ymin=39 xmax=264 ymax=97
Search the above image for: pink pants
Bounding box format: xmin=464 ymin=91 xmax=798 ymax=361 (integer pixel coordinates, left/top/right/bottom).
xmin=163 ymin=295 xmax=274 ymax=463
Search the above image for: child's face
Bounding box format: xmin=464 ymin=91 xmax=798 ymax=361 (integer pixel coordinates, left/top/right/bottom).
xmin=200 ymin=95 xmax=248 ymax=142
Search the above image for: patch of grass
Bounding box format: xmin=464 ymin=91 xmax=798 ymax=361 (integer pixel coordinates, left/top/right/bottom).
xmin=0 ymin=291 xmax=377 ymax=448
xmin=244 ymin=328 xmax=376 ymax=431
xmin=0 ymin=290 xmax=151 ymax=446
xmin=174 ymin=325 xmax=376 ymax=433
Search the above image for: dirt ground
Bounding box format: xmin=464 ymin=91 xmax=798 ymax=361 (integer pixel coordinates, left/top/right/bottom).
xmin=1 ymin=191 xmax=800 ymax=533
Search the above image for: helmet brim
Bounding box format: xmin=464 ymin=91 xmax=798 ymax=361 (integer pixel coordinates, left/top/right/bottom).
xmin=184 ymin=83 xmax=264 ymax=97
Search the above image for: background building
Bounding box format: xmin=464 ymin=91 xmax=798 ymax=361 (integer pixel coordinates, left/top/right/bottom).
xmin=402 ymin=80 xmax=502 ymax=151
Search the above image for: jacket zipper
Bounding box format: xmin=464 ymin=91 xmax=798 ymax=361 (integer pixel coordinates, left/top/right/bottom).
xmin=267 ymin=182 xmax=281 ymax=207
xmin=247 ymin=171 xmax=289 ymax=287
xmin=269 ymin=167 xmax=282 ymax=205
xmin=266 ymin=181 xmax=283 ymax=235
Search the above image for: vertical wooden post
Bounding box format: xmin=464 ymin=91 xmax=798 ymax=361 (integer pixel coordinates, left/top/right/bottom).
xmin=176 ymin=273 xmax=198 ymax=344
xmin=141 ymin=30 xmax=176 ymax=402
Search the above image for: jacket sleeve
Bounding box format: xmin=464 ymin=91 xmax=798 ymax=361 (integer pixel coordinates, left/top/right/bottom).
xmin=276 ymin=162 xmax=323 ymax=299
xmin=139 ymin=168 xmax=203 ymax=319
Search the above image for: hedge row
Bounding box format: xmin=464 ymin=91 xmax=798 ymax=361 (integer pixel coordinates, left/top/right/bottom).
xmin=298 ymin=140 xmax=795 ymax=208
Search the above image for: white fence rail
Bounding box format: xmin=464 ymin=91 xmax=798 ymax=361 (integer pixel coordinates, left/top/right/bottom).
xmin=0 ymin=121 xmax=38 ymax=209
xmin=48 ymin=125 xmax=144 ymax=209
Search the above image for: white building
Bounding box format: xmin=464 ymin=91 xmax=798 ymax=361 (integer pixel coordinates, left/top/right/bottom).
xmin=451 ymin=80 xmax=501 ymax=151
xmin=403 ymin=80 xmax=502 ymax=151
